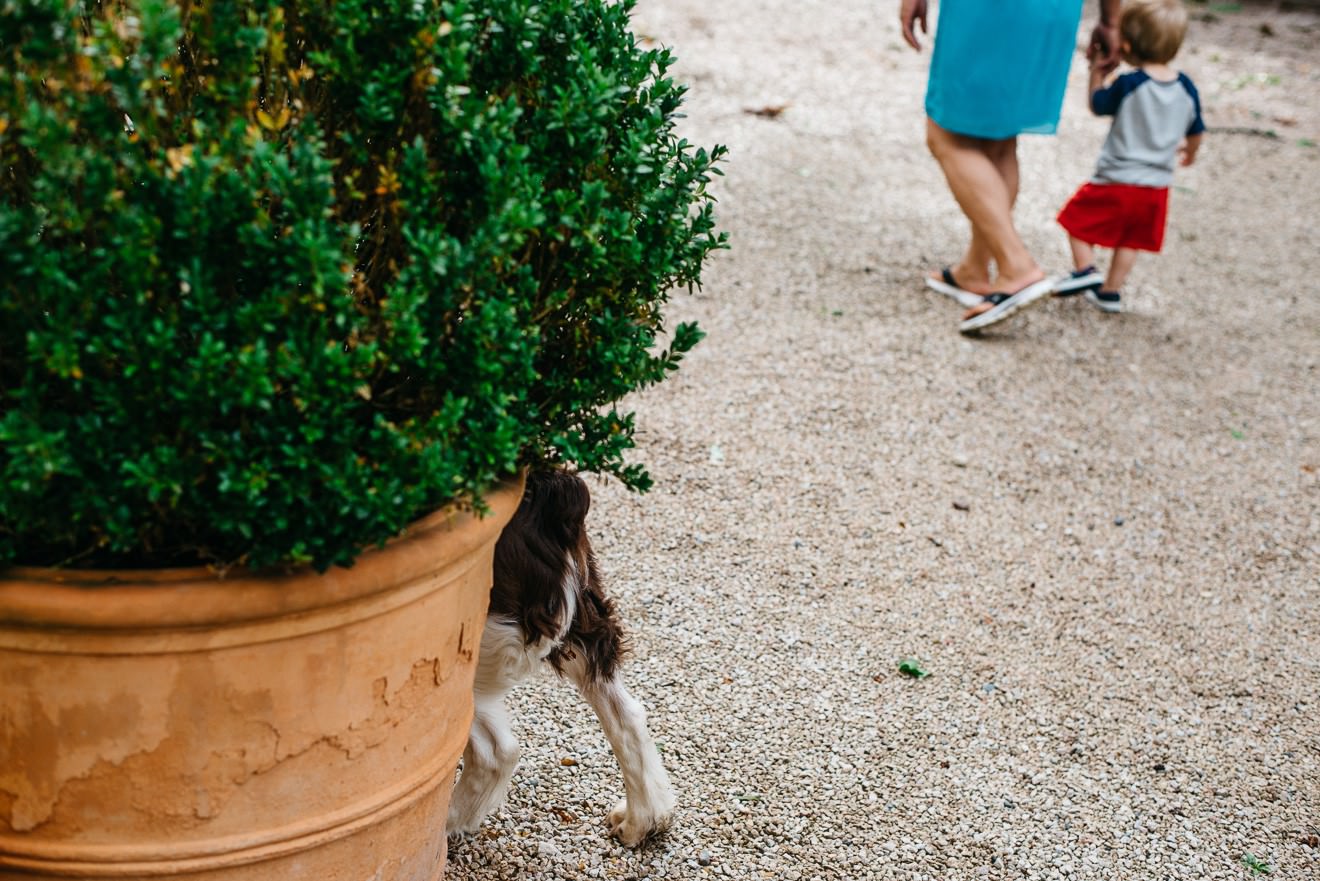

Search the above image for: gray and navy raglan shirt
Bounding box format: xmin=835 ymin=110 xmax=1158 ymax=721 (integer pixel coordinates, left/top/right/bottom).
xmin=1090 ymin=71 xmax=1206 ymax=188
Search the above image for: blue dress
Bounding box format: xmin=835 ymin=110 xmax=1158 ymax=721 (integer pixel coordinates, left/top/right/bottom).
xmin=925 ymin=0 xmax=1084 ymax=139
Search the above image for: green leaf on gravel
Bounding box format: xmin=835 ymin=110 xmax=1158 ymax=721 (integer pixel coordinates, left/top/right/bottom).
xmin=1300 ymin=138 xmax=1317 ymax=148
xmin=898 ymin=658 xmax=930 ymax=679
xmin=1241 ymin=852 xmax=1273 ymax=874
xmin=1225 ymin=73 xmax=1281 ymax=91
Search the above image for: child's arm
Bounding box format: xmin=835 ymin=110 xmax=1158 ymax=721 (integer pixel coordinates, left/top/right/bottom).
xmin=1087 ymin=63 xmax=1109 ymax=100
xmin=1088 ymin=62 xmax=1123 ymax=116
xmin=1179 ymin=133 xmax=1202 ymax=167
xmin=1179 ymin=74 xmax=1206 ymax=166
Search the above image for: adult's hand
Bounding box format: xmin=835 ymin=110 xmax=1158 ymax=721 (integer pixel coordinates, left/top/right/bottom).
xmin=900 ymin=0 xmax=929 ymax=51
xmin=1090 ymin=0 xmax=1122 ymax=69
xmin=1089 ymin=22 xmax=1120 ymax=69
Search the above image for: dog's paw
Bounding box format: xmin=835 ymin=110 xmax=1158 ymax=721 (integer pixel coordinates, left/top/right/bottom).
xmin=446 ymin=802 xmax=485 ymax=837
xmin=606 ymin=798 xmax=674 ymax=847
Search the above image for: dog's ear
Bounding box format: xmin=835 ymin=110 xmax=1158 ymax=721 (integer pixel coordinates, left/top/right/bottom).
xmin=491 ymin=469 xmax=592 ymax=645
xmin=523 ymin=469 xmax=590 ymax=550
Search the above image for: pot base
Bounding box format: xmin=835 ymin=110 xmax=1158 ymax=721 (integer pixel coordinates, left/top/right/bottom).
xmin=0 ymin=476 xmax=524 ymax=881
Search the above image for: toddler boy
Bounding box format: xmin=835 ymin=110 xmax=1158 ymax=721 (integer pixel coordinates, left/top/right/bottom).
xmin=1054 ymin=0 xmax=1205 ymax=312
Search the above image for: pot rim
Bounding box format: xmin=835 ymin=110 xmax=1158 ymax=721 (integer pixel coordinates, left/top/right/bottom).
xmin=0 ymin=472 xmax=524 ymax=632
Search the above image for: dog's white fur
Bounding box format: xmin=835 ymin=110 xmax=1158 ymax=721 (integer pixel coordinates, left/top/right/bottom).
xmin=448 ymin=484 xmax=675 ymax=847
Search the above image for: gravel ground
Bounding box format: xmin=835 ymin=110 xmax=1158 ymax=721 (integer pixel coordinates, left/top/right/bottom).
xmin=447 ymin=1 xmax=1320 ymax=878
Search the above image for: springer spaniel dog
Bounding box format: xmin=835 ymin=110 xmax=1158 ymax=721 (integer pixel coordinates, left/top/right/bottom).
xmin=447 ymin=469 xmax=676 ymax=846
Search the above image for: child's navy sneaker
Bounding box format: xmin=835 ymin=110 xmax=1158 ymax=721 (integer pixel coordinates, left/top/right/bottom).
xmin=1085 ymin=289 xmax=1122 ymax=313
xmin=1053 ymin=266 xmax=1104 ymax=296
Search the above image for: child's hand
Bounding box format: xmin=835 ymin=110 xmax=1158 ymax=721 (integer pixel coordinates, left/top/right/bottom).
xmin=1086 ymin=44 xmax=1119 ymax=77
xmin=1179 ymin=135 xmax=1202 ymax=167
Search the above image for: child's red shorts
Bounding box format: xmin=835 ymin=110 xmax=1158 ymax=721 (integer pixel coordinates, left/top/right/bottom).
xmin=1057 ymin=182 xmax=1169 ymax=253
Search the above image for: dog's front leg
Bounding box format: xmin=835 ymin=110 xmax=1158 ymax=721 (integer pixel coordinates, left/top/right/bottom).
xmin=566 ymin=660 xmax=676 ymax=846
xmin=447 ymin=689 xmax=520 ymax=836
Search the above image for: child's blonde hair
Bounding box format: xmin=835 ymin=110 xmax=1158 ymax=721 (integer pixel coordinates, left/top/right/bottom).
xmin=1121 ymin=0 xmax=1189 ymax=64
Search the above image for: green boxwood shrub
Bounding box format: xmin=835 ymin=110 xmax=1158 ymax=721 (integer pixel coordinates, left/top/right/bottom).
xmin=0 ymin=0 xmax=725 ymax=570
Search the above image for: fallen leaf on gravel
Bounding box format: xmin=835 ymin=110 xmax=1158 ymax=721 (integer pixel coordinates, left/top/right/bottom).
xmin=744 ymin=104 xmax=789 ymax=118
xmin=898 ymin=658 xmax=930 ymax=678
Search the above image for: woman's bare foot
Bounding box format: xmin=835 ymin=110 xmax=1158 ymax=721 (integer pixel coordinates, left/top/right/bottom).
xmin=929 ymin=262 xmax=993 ymax=296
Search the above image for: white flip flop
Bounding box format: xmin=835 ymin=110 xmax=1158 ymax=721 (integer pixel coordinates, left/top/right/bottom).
xmin=925 ymin=267 xmax=984 ymax=308
xmin=958 ymin=276 xmax=1056 ymax=333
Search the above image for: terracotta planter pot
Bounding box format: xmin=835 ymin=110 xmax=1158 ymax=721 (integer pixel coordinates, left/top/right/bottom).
xmin=0 ymin=474 xmax=523 ymax=881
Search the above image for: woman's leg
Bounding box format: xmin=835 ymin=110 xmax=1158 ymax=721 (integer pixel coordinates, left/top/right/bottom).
xmin=926 ymin=119 xmax=1043 ymax=298
xmin=957 ymin=227 xmax=995 ymax=292
xmin=983 ymin=134 xmax=1022 ymax=252
xmin=987 ymin=136 xmax=1020 ymax=208
xmin=958 ymin=136 xmax=1021 ymax=285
